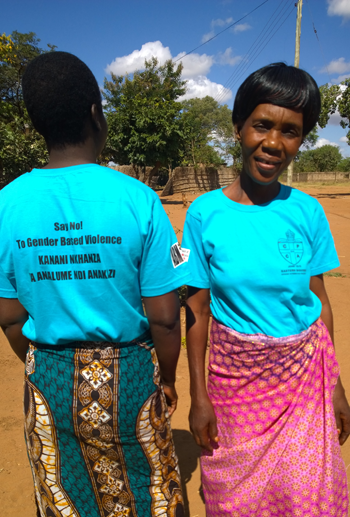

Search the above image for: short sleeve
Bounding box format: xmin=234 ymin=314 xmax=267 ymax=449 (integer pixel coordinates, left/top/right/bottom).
xmin=182 ymin=212 xmax=210 ymax=288
xmin=0 ymin=265 xmax=18 ymax=299
xmin=140 ymin=197 xmax=191 ymax=296
xmin=310 ymin=204 xmax=340 ymax=276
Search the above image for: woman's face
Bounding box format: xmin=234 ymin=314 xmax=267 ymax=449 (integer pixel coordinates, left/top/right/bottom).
xmin=235 ymin=103 xmax=304 ymax=185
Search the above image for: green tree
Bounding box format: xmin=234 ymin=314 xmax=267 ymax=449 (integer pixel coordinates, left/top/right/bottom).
xmin=319 ymin=79 xmax=350 ymax=146
xmin=0 ymin=31 xmax=55 ymax=180
xmin=338 ymin=157 xmax=350 ymax=172
xmin=337 ymin=78 xmax=350 ymax=145
xmin=295 ymin=144 xmax=342 ymax=172
xmin=229 ymin=140 xmax=243 ymax=171
xmin=180 ymin=96 xmax=237 ymax=167
xmin=302 ymin=126 xmax=319 ymax=149
xmin=103 ymin=58 xmax=186 ymax=178
xmin=319 ymin=83 xmax=339 ymax=129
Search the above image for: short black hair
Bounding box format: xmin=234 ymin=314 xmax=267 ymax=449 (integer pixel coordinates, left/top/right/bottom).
xmin=22 ymin=51 xmax=102 ymax=149
xmin=232 ymin=63 xmax=321 ymax=136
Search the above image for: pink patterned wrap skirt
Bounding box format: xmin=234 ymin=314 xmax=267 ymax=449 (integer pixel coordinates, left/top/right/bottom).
xmin=202 ymin=318 xmax=348 ymax=517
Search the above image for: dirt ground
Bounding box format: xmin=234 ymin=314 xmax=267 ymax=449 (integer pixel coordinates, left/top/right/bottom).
xmin=1 ymin=183 xmax=350 ymax=516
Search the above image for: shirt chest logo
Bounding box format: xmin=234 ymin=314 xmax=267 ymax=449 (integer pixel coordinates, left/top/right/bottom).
xmin=278 ymin=230 xmax=304 ymax=265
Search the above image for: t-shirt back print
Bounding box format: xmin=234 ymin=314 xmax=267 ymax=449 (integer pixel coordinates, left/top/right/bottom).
xmin=18 ymin=219 xmax=122 ymax=283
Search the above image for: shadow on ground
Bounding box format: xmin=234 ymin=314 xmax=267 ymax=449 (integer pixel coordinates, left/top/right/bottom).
xmin=315 ymin=192 xmax=350 ymax=198
xmin=160 ymin=200 xmax=193 ymax=206
xmin=173 ymin=429 xmax=203 ymax=516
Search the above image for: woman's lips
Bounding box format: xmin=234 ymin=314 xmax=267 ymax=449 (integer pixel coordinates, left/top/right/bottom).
xmin=255 ymin=157 xmax=282 ymax=171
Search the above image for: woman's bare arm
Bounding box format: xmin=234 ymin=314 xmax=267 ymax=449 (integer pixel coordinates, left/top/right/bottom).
xmin=310 ymin=274 xmax=350 ymax=445
xmin=143 ymin=290 xmax=181 ymax=416
xmin=186 ymin=286 xmax=218 ymax=451
xmin=0 ymin=298 xmax=30 ymax=363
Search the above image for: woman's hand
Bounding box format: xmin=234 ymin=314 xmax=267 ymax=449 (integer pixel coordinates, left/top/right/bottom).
xmin=186 ymin=287 xmax=215 ymax=451
xmin=309 ymin=277 xmax=350 ymax=445
xmin=333 ymin=377 xmax=350 ymax=445
xmin=189 ymin=396 xmax=218 ymax=452
xmin=162 ymin=383 xmax=178 ymax=417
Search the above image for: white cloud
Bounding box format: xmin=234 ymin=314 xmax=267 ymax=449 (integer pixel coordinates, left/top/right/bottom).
xmin=233 ymin=23 xmax=252 ymax=33
xmin=322 ymin=57 xmax=350 ymax=75
xmin=202 ymin=31 xmax=215 ymax=43
xmin=105 ymin=41 xmax=171 ymax=75
xmin=202 ymin=18 xmax=251 ymax=41
xmin=329 ymin=110 xmax=343 ymax=125
xmin=331 ymin=74 xmax=350 ymax=83
xmin=327 ymin=0 xmax=350 ymax=18
xmin=340 ymin=136 xmax=349 ymax=143
xmin=212 ymin=17 xmax=233 ymax=27
xmin=179 ymin=76 xmax=232 ymax=102
xmin=201 ymin=17 xmax=234 ymax=42
xmin=217 ymin=47 xmax=241 ymax=66
xmin=315 ymin=137 xmax=339 ymax=148
xmin=173 ymin=52 xmax=214 ymax=79
xmin=106 ymin=41 xmax=235 ymax=103
xmin=106 ymin=42 xmax=214 ymax=80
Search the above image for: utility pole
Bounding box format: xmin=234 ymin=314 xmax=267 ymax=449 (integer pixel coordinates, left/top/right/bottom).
xmin=287 ymin=0 xmax=303 ymax=187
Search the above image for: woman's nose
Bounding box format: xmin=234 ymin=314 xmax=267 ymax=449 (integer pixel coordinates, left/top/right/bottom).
xmin=263 ymin=130 xmax=282 ymax=153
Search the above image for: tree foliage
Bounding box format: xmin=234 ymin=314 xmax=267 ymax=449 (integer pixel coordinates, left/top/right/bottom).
xmin=103 ymin=58 xmax=186 ymax=171
xmin=319 ymin=79 xmax=350 ymax=145
xmin=338 ymin=157 xmax=350 ymax=172
xmin=0 ymin=31 xmax=55 ymax=179
xmin=103 ymin=65 xmax=241 ymax=172
xmin=180 ymin=96 xmax=239 ymax=167
xmin=294 ymin=144 xmax=343 ymax=172
xmin=302 ymin=126 xmax=319 ymax=149
xmin=338 ymin=78 xmax=350 ymax=144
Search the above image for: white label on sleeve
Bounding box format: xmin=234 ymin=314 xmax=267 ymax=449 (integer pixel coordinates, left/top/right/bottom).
xmin=180 ymin=247 xmax=190 ymax=262
xmin=170 ymin=243 xmax=185 ymax=268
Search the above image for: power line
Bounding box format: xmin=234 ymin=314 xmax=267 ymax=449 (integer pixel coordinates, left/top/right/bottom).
xmin=227 ymin=3 xmax=296 ymax=97
xmin=174 ymin=0 xmax=270 ymax=63
xmin=305 ymin=0 xmax=331 ymax=83
xmin=215 ymin=0 xmax=295 ymax=103
xmin=215 ymin=0 xmax=292 ymax=103
xmin=215 ymin=1 xmax=296 ymax=104
xmin=215 ymin=0 xmax=293 ymax=104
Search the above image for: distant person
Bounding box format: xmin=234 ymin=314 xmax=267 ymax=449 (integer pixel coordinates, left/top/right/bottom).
xmin=0 ymin=51 xmax=188 ymax=517
xmin=182 ymin=63 xmax=350 ymax=516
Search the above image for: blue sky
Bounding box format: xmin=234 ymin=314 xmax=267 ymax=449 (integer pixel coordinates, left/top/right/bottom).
xmin=2 ymin=0 xmax=350 ymax=156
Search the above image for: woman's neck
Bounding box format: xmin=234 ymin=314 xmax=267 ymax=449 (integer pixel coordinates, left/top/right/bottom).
xmin=224 ymin=171 xmax=281 ymax=206
xmin=42 ymin=137 xmax=99 ymax=170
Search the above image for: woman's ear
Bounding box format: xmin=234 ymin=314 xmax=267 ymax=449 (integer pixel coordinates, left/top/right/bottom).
xmin=234 ymin=123 xmax=242 ymax=143
xmin=91 ymin=104 xmax=102 ymax=131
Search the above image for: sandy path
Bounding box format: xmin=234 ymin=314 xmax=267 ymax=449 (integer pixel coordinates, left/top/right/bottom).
xmin=0 ymin=184 xmax=349 ymax=516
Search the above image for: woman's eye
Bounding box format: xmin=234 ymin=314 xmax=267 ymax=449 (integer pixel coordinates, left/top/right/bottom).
xmin=284 ymin=129 xmax=298 ymax=137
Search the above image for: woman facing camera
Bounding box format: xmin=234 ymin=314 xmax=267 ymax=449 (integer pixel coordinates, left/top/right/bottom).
xmin=182 ymin=63 xmax=350 ymax=517
xmin=0 ymin=52 xmax=188 ymax=517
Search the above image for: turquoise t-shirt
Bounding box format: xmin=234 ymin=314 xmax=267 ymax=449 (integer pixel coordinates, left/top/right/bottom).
xmin=0 ymin=164 xmax=190 ymax=344
xmin=182 ymin=185 xmax=340 ymax=338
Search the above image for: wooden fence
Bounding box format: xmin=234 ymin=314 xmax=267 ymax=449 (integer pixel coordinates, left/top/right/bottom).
xmin=1 ymin=168 xmax=349 ymax=193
